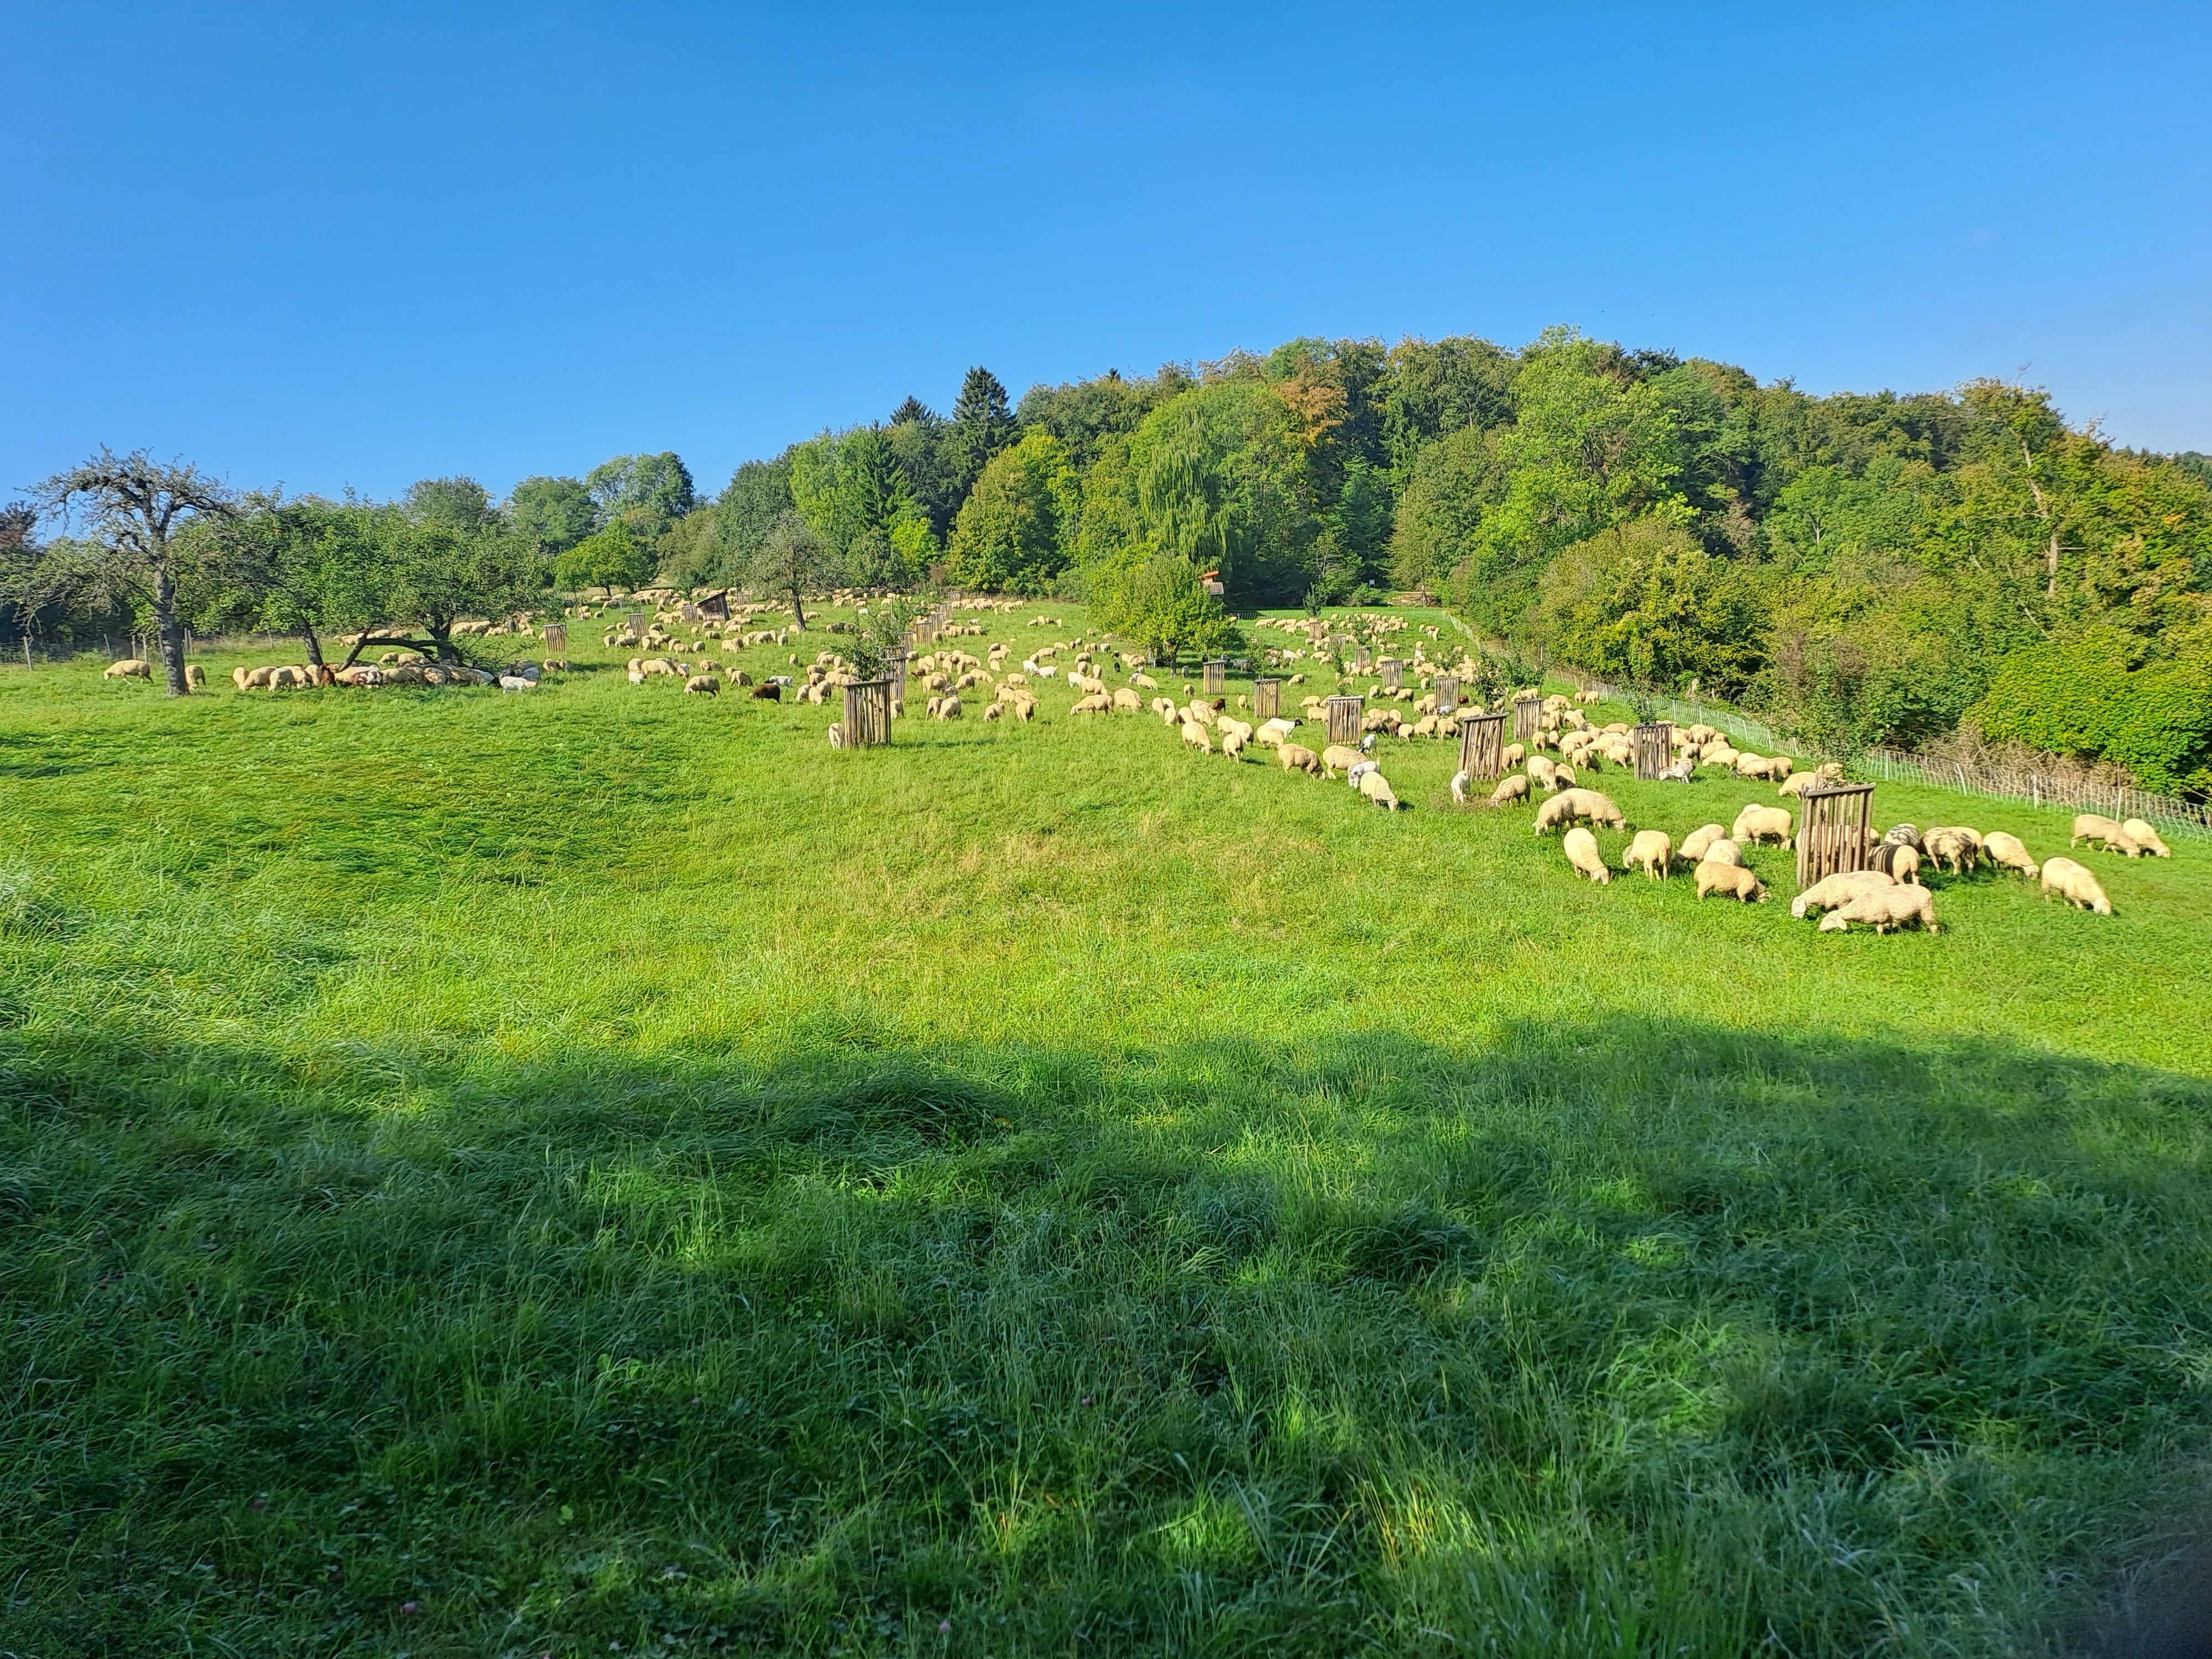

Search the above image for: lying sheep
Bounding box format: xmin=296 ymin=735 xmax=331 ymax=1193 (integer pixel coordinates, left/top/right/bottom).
xmin=1562 ymin=826 xmax=1611 ymax=882
xmin=1731 ymin=804 xmax=1793 ymax=848
xmin=1678 ymin=823 xmax=1729 ymax=864
xmin=1817 ymin=883 xmax=1939 ymax=934
xmin=103 ymin=658 xmax=153 ymax=680
xmin=1489 ymin=773 xmax=1531 ymax=805
xmin=2121 ymin=818 xmax=2173 ymax=858
xmin=1278 ymin=743 xmax=1322 ymax=775
xmin=1695 ymin=860 xmax=1767 ymax=902
xmin=1981 ymin=831 xmax=2038 ymax=878
xmin=1621 ymin=829 xmax=1673 ymax=879
xmin=1533 ymin=787 xmax=1625 ymax=834
xmin=1790 ymin=868 xmax=1895 ymax=920
xmin=2039 ymin=855 xmax=2114 ymax=915
xmin=2071 ymin=814 xmax=2137 ymax=855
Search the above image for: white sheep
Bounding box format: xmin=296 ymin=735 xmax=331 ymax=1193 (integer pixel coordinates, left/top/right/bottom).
xmin=1731 ymin=804 xmax=1793 ymax=848
xmin=103 ymin=658 xmax=152 ymax=680
xmin=1694 ymin=860 xmax=1766 ymax=902
xmin=1980 ymin=831 xmax=2038 ymax=879
xmin=1678 ymin=823 xmax=1729 ymax=864
xmin=1490 ymin=774 xmax=1531 ymax=805
xmin=1562 ymin=825 xmax=1611 ymax=882
xmin=1357 ymin=769 xmax=1403 ymax=811
xmin=2039 ymin=855 xmax=2114 ymax=915
xmin=2121 ymin=818 xmax=2173 ymax=858
xmin=1621 ymin=829 xmax=1673 ymax=879
xmin=2070 ymin=814 xmax=2137 ymax=855
xmin=1790 ymin=868 xmax=1895 ymax=920
xmin=1817 ymin=884 xmax=1938 ymax=933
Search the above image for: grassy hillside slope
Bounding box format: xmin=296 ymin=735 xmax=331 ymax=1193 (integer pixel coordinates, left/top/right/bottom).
xmin=3 ymin=606 xmax=2208 ymax=1657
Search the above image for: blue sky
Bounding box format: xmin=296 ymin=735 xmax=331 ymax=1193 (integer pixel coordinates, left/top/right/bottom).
xmin=4 ymin=3 xmax=2208 ymax=503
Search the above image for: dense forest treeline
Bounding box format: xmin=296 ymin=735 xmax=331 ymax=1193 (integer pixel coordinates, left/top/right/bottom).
xmin=8 ymin=329 xmax=2212 ymax=792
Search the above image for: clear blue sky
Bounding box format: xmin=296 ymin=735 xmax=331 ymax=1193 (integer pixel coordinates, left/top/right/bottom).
xmin=5 ymin=3 xmax=2208 ymax=504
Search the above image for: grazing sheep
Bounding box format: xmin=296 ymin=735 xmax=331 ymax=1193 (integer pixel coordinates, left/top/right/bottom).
xmin=1562 ymin=825 xmax=1611 ymax=882
xmin=1113 ymin=687 xmax=1142 ymax=713
xmin=1181 ymin=721 xmax=1213 ymax=755
xmin=1533 ymin=787 xmax=1625 ymax=834
xmin=1071 ymin=692 xmax=1112 ymax=714
xmin=1678 ymin=823 xmax=1729 ymax=863
xmin=1817 ymin=883 xmax=1939 ymax=933
xmin=1217 ymin=717 xmax=1254 ymax=745
xmin=2039 ymin=856 xmax=2114 ymax=915
xmin=231 ymin=666 xmax=257 ymax=690
xmin=1622 ymin=829 xmax=1673 ymax=879
xmin=935 ymin=695 xmax=963 ymax=719
xmin=1221 ymin=730 xmax=1246 ymax=762
xmin=1981 ymin=831 xmax=2038 ymax=878
xmin=1656 ymin=757 xmax=1695 ymax=782
xmin=1526 ymin=755 xmax=1559 ymax=792
xmin=183 ymin=664 xmax=206 ymax=688
xmin=1699 ymin=837 xmax=1744 ymax=868
xmin=1278 ymin=743 xmax=1322 ymax=775
xmin=1790 ymin=868 xmax=1896 ymax=920
xmin=103 ymin=659 xmax=152 ymax=680
xmin=1501 ymin=743 xmax=1526 ymax=768
xmin=683 ymin=674 xmax=720 ymax=695
xmin=1490 ymin=773 xmax=1531 ymax=805
xmin=1922 ymin=826 xmax=1981 ymax=874
xmin=1870 ymin=842 xmax=1922 ymax=884
xmin=1881 ymin=823 xmax=1924 ymax=852
xmin=2070 ymin=815 xmax=2135 ymax=854
xmin=2121 ymin=818 xmax=2173 ymax=858
xmin=982 ymin=702 xmax=1003 ymax=721
xmin=751 ymin=681 xmax=781 ymax=700
xmin=1695 ymin=860 xmax=1767 ymax=902
xmin=1151 ymin=696 xmax=1179 ymax=725
xmin=1320 ymin=744 xmax=1363 ymax=779
xmin=1357 ymin=769 xmax=1403 ymax=811
xmin=1731 ymin=804 xmax=1793 ymax=848
xmin=1778 ymin=770 xmax=1823 ymax=797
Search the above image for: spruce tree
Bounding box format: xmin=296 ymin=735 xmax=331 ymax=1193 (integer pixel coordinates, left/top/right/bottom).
xmin=948 ymin=366 xmax=1019 ymax=503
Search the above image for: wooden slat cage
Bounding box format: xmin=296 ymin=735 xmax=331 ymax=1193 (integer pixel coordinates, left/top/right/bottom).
xmin=887 ymin=652 xmax=907 ymax=700
xmin=1354 ymin=646 xmax=1373 ymax=674
xmin=1632 ymin=721 xmax=1673 ymax=781
xmin=1433 ymin=675 xmax=1459 ymax=715
xmin=541 ymin=624 xmax=568 ymax=654
xmin=1202 ymin=659 xmax=1226 ymax=696
xmin=1514 ymin=696 xmax=1542 ymax=743
xmin=1326 ymin=695 xmax=1365 ymax=748
xmin=1458 ymin=710 xmax=1507 ymax=781
xmin=1379 ymin=658 xmax=1402 ymax=690
xmin=1253 ymin=678 xmax=1281 ymax=721
xmin=842 ymin=679 xmax=894 ymax=748
xmin=1796 ymin=781 xmax=1876 ymax=887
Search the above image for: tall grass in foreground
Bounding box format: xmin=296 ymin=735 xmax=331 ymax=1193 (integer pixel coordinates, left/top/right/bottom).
xmin=3 ymin=607 xmax=2209 ymax=1656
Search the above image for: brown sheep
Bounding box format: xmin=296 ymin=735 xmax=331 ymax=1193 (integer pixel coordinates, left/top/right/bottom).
xmin=684 ymin=674 xmax=721 ymax=695
xmin=751 ymin=681 xmax=781 ymax=700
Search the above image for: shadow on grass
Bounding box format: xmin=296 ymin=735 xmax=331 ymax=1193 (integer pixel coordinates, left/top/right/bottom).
xmin=2 ymin=1010 xmax=2208 ymax=1657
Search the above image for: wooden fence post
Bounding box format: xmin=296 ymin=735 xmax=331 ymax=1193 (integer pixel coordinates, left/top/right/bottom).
xmin=1796 ymin=781 xmax=1876 ymax=887
xmin=1458 ymin=710 xmax=1507 ymax=781
xmin=842 ymin=679 xmax=894 ymax=747
xmin=1326 ymin=695 xmax=1365 ymax=748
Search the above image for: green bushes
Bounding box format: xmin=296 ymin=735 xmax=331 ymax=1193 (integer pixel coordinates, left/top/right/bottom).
xmin=1970 ymin=633 xmax=2212 ymax=795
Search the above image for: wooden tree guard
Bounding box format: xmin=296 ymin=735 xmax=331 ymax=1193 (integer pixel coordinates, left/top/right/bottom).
xmin=1459 ymin=710 xmax=1507 ymax=780
xmin=1433 ymin=675 xmax=1459 ymax=714
xmin=843 ymin=679 xmax=894 ymax=748
xmin=1514 ymin=696 xmax=1542 ymax=742
xmin=1202 ymin=658 xmax=1226 ymax=695
xmin=1796 ymin=781 xmax=1876 ymax=887
xmin=541 ymin=624 xmax=568 ymax=653
xmin=1379 ymin=657 xmax=1402 ymax=690
xmin=1354 ymin=645 xmax=1373 ymax=673
xmin=624 ymin=612 xmax=643 ymax=634
xmin=1632 ymin=721 xmax=1673 ymax=780
xmin=1253 ymin=678 xmax=1281 ymax=721
xmin=887 ymin=651 xmax=908 ymax=698
xmin=1326 ymin=695 xmax=1365 ymax=748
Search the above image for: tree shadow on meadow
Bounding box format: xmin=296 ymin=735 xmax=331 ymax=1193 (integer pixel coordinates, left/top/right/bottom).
xmin=3 ymin=1006 xmax=2208 ymax=1656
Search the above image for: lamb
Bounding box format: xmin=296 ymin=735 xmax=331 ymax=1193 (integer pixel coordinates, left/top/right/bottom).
xmin=1656 ymin=757 xmax=1695 ymax=782
xmin=1869 ymin=842 xmax=1922 ymax=884
xmin=501 ymin=674 xmax=541 ymax=692
xmin=1678 ymin=824 xmax=1729 ymax=864
xmin=1449 ymin=769 xmax=1471 ymax=806
xmin=1922 ymin=826 xmax=1981 ymax=874
xmin=1817 ymin=883 xmax=1939 ymax=933
xmin=1731 ymin=804 xmax=1793 ymax=848
xmin=1790 ymin=868 xmax=1895 ymax=920
xmin=1695 ymin=860 xmax=1767 ymax=902
xmin=1562 ymin=826 xmax=1611 ymax=882
xmin=2070 ymin=815 xmax=2137 ymax=855
xmin=683 ymin=674 xmax=720 ymax=695
xmin=2121 ymin=818 xmax=2173 ymax=858
xmin=1357 ymin=769 xmax=1403 ymax=811
xmin=1621 ymin=829 xmax=1673 ymax=879
xmin=103 ymin=659 xmax=152 ymax=680
xmin=1278 ymin=743 xmax=1322 ymax=775
xmin=1980 ymin=831 xmax=2038 ymax=878
xmin=1533 ymin=787 xmax=1625 ymax=834
xmin=2039 ymin=855 xmax=2114 ymax=915
xmin=1490 ymin=774 xmax=1531 ymax=805
xmin=1181 ymin=721 xmax=1214 ymax=755
xmin=1320 ymin=744 xmax=1363 ymax=779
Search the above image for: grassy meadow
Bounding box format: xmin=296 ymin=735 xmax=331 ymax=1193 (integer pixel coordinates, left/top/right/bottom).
xmin=4 ymin=603 xmax=2211 ymax=1657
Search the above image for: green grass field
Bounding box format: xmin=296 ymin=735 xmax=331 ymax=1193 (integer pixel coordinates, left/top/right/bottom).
xmin=4 ymin=604 xmax=2210 ymax=1657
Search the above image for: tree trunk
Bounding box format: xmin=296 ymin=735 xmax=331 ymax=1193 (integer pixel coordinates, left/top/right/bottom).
xmin=430 ymin=620 xmax=457 ymax=664
xmin=789 ymin=589 xmax=806 ymax=629
xmin=301 ymin=623 xmax=325 ymax=669
xmin=153 ymin=563 xmax=189 ymax=696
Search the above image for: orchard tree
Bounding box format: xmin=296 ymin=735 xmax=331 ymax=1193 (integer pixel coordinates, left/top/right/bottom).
xmin=509 ymin=475 xmax=597 ymax=553
xmin=34 ymin=448 xmax=237 ymax=695
xmin=213 ymin=493 xmax=381 ymax=668
xmin=749 ymin=511 xmax=834 ymax=628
